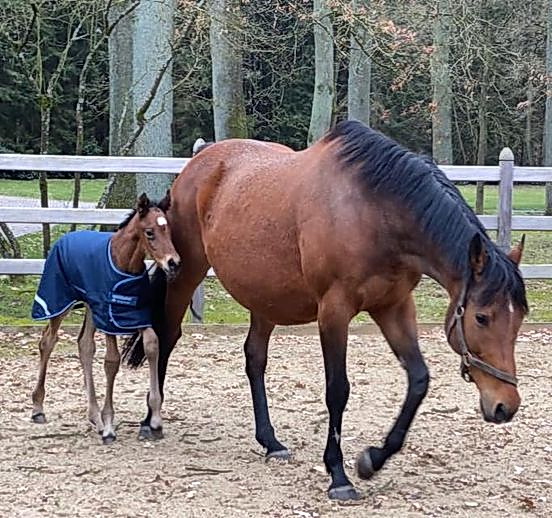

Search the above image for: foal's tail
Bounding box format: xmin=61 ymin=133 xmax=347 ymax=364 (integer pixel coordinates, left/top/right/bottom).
xmin=121 ymin=267 xmax=201 ymax=368
xmin=122 ymin=267 xmax=168 ymax=369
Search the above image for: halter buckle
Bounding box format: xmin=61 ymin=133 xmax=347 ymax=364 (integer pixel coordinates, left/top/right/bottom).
xmin=460 ymin=352 xmax=474 ymax=383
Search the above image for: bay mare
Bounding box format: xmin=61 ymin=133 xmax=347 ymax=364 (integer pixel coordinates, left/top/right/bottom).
xmin=125 ymin=121 xmax=527 ymax=500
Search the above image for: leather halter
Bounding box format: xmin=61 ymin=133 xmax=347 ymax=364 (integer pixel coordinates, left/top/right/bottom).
xmin=446 ymin=282 xmax=518 ymax=387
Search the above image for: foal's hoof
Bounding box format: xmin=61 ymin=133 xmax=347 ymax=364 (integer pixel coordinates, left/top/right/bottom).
xmin=265 ymin=449 xmax=292 ymax=462
xmin=31 ymin=412 xmax=46 ymax=424
xmin=138 ymin=425 xmax=164 ymax=441
xmin=356 ymin=448 xmax=376 ymax=480
xmin=328 ymin=485 xmax=361 ymax=501
xmin=102 ymin=434 xmax=116 ymax=445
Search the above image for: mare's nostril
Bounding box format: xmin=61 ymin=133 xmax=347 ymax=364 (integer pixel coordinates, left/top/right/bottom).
xmin=494 ymin=403 xmax=508 ymax=423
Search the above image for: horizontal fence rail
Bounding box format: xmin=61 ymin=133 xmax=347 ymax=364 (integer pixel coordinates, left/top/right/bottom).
xmin=0 ymin=154 xmax=189 ymax=175
xmin=1 ymin=150 xmax=552 ymax=323
xmin=0 ymin=209 xmax=551 ymax=231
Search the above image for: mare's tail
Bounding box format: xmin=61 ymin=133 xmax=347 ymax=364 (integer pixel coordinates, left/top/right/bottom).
xmin=122 ymin=267 xmax=168 ymax=368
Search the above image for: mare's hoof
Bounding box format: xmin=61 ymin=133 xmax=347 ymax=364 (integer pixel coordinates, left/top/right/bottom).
xmin=328 ymin=485 xmax=361 ymax=501
xmin=138 ymin=425 xmax=163 ymax=441
xmin=31 ymin=412 xmax=46 ymax=424
xmin=102 ymin=434 xmax=116 ymax=445
xmin=356 ymin=448 xmax=375 ymax=480
xmin=266 ymin=449 xmax=292 ymax=462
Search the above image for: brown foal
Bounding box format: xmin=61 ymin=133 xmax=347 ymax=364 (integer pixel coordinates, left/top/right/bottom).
xmin=31 ymin=193 xmax=180 ymax=443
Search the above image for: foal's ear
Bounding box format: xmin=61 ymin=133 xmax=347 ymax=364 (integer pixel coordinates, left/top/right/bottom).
xmin=469 ymin=233 xmax=488 ymax=275
xmin=136 ymin=192 xmax=150 ymax=217
xmin=508 ymin=234 xmax=525 ymax=265
xmin=158 ymin=189 xmax=171 ymax=212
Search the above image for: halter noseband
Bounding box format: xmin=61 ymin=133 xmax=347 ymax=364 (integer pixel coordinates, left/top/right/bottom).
xmin=447 ymin=282 xmax=518 ymax=387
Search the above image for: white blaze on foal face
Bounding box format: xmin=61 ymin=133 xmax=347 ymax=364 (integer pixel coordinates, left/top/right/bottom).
xmin=157 ymin=216 xmax=168 ymax=227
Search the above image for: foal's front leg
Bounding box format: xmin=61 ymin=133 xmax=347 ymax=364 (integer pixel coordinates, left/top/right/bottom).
xmin=140 ymin=327 xmax=163 ymax=440
xmin=357 ymin=295 xmax=429 ymax=479
xmin=101 ymin=334 xmax=120 ymax=444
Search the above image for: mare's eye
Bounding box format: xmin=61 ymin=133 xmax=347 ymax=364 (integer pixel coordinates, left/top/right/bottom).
xmin=145 ymin=229 xmax=155 ymax=240
xmin=475 ymin=313 xmax=489 ymax=327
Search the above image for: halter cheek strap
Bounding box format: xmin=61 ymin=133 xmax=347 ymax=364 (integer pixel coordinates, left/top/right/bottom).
xmin=447 ymin=283 xmax=518 ymax=388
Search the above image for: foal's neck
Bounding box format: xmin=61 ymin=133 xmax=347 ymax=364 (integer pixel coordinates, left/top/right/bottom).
xmin=110 ymin=219 xmax=146 ymax=275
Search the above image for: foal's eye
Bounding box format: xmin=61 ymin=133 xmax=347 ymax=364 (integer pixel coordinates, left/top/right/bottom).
xmin=145 ymin=229 xmax=155 ymax=240
xmin=475 ymin=313 xmax=489 ymax=327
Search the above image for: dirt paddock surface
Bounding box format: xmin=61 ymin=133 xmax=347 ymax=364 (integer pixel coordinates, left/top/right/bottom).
xmin=0 ymin=326 xmax=551 ymax=517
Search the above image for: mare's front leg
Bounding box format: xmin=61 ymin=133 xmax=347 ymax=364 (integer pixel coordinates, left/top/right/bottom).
xmin=245 ymin=312 xmax=289 ymax=460
xmin=318 ymin=290 xmax=359 ymax=501
xmin=140 ymin=268 xmax=208 ymax=439
xmin=78 ymin=308 xmax=103 ymax=433
xmin=139 ymin=327 xmax=163 ymax=440
xmin=101 ymin=334 xmax=120 ymax=444
xmin=31 ymin=315 xmax=64 ymax=423
xmin=357 ymin=294 xmax=429 ymax=479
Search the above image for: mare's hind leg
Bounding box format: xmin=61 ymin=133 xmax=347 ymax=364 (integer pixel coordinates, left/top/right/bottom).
xmin=139 ymin=328 xmax=163 ymax=440
xmin=245 ymin=312 xmax=289 ymax=460
xmin=356 ymin=294 xmax=429 ymax=480
xmin=31 ymin=315 xmax=64 ymax=423
xmin=100 ymin=334 xmax=120 ymax=444
xmin=318 ymin=289 xmax=359 ymax=501
xmin=78 ymin=308 xmax=103 ymax=433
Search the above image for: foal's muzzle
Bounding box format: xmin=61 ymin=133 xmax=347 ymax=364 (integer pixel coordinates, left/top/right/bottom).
xmin=164 ymin=256 xmax=181 ymax=280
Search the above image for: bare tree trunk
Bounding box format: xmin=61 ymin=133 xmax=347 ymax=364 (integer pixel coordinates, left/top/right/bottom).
xmin=0 ymin=223 xmax=21 ymax=258
xmin=525 ymin=82 xmax=534 ymax=166
xmin=347 ymin=0 xmax=371 ymax=125
xmin=430 ymin=0 xmax=453 ymax=164
xmin=134 ymin=0 xmax=175 ymax=199
xmin=107 ymin=0 xmax=137 ymax=209
xmin=39 ymin=105 xmax=51 ymax=257
xmin=209 ymin=0 xmax=247 ymax=141
xmin=308 ymin=0 xmax=334 ymax=146
xmin=544 ymin=0 xmax=552 ymax=214
xmin=475 ymin=63 xmax=489 ymax=215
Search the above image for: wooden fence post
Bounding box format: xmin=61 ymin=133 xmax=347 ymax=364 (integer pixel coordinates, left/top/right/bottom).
xmin=497 ymin=147 xmax=514 ymax=252
xmin=191 ymin=283 xmax=204 ymax=323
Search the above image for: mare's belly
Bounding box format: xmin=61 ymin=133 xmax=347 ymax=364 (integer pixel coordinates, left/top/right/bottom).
xmin=202 ymin=207 xmax=317 ymax=325
xmin=206 ymin=241 xmax=318 ymax=325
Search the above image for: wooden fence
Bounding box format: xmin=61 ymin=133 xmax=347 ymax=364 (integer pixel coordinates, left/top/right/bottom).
xmin=1 ymin=149 xmax=552 ymax=322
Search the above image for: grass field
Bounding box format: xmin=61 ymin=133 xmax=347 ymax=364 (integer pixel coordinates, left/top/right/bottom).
xmin=0 ymin=180 xmax=551 ymax=325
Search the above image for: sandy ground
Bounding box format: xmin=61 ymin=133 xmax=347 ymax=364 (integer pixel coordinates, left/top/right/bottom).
xmin=0 ymin=326 xmax=550 ymax=517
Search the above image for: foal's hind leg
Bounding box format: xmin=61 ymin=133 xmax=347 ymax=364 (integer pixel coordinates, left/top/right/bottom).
xmin=31 ymin=315 xmax=64 ymax=423
xmin=356 ymin=295 xmax=429 ymax=480
xmin=78 ymin=308 xmax=103 ymax=433
xmin=100 ymin=334 xmax=120 ymax=444
xmin=245 ymin=312 xmax=290 ymax=460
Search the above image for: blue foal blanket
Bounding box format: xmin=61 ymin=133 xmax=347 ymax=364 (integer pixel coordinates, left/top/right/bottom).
xmin=31 ymin=231 xmax=151 ymax=335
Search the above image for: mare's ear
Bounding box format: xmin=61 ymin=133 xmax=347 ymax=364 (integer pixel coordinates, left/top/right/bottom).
xmin=469 ymin=232 xmax=488 ymax=276
xmin=508 ymin=234 xmax=525 ymax=265
xmin=137 ymin=192 xmax=150 ymax=217
xmin=158 ymin=189 xmax=171 ymax=212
